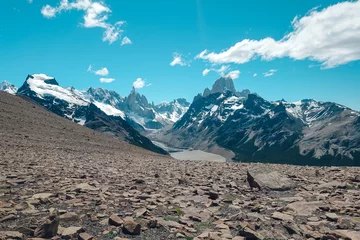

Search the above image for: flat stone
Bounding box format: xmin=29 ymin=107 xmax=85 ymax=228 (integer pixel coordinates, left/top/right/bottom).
xmin=75 ymin=183 xmax=99 ymax=191
xmin=0 ymin=214 xmax=17 ymax=222
xmin=79 ymin=232 xmax=93 ymax=240
xmin=0 ymin=231 xmax=23 ymax=239
xmin=286 ymin=201 xmax=323 ymax=216
xmin=271 ymin=212 xmax=294 ymax=222
xmin=61 ymin=227 xmax=84 ymax=239
xmin=32 ymin=193 xmax=53 ymax=199
xmin=59 ymin=212 xmax=79 ymax=222
xmin=135 ymin=208 xmax=147 ymax=217
xmin=109 ymin=214 xmax=123 ymax=226
xmin=325 ymin=213 xmax=339 ymax=222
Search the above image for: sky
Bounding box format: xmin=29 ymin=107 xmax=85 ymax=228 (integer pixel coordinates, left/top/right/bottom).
xmin=0 ymin=0 xmax=360 ymax=109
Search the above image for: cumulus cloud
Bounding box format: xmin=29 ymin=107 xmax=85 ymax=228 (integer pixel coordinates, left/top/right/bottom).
xmin=263 ymin=69 xmax=277 ymax=77
xmin=121 ymin=36 xmax=132 ymax=46
xmin=133 ymin=78 xmax=146 ymax=89
xmin=170 ymin=52 xmax=190 ymax=67
xmin=94 ymin=67 xmax=109 ymax=76
xmin=196 ymin=1 xmax=360 ymax=69
xmin=41 ymin=0 xmax=129 ymax=44
xmin=224 ymin=70 xmax=240 ymax=80
xmin=100 ymin=78 xmax=115 ymax=83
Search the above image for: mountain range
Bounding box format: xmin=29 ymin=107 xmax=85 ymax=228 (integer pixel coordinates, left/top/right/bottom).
xmin=163 ymin=78 xmax=360 ymax=165
xmin=1 ymin=75 xmax=360 ymax=166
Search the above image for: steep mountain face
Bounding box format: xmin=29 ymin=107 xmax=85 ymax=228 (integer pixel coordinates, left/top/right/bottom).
xmin=81 ymin=87 xmax=126 ymax=109
xmin=165 ymin=77 xmax=360 ymax=166
xmin=0 ymin=81 xmax=18 ymax=94
xmin=16 ymin=74 xmax=166 ymax=154
xmin=82 ymin=86 xmax=190 ymax=132
xmin=84 ymin=104 xmax=167 ymax=154
xmin=154 ymin=98 xmax=190 ymax=124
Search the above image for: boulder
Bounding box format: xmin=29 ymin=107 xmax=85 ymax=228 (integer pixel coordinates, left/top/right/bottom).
xmin=61 ymin=227 xmax=84 ymax=239
xmin=109 ymin=214 xmax=123 ymax=226
xmin=122 ymin=219 xmax=141 ymax=235
xmin=248 ymin=170 xmax=294 ymax=191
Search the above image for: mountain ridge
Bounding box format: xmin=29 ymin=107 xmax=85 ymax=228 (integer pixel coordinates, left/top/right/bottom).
xmin=2 ymin=75 xmax=360 ymax=165
xmin=15 ymin=74 xmax=167 ymax=155
xmin=163 ymin=77 xmax=360 ymax=166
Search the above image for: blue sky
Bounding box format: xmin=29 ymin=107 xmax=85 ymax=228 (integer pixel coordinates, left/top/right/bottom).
xmin=1 ymin=0 xmax=360 ymax=109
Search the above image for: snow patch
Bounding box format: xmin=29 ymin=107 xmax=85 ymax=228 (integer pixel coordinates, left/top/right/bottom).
xmin=93 ymin=101 xmax=125 ymax=119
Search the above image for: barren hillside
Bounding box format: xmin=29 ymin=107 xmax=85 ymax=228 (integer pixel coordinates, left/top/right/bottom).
xmin=0 ymin=91 xmax=360 ymax=240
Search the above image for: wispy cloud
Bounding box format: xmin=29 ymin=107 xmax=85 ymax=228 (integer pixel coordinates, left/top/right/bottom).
xmin=41 ymin=0 xmax=129 ymax=44
xmin=27 ymin=0 xmax=33 ymax=3
xmin=202 ymin=69 xmax=211 ymax=76
xmin=253 ymin=73 xmax=257 ymax=77
xmin=202 ymin=65 xmax=240 ymax=79
xmin=263 ymin=69 xmax=277 ymax=77
xmin=202 ymin=65 xmax=229 ymax=76
xmin=170 ymin=52 xmax=190 ymax=67
xmin=196 ymin=1 xmax=360 ymax=69
xmin=100 ymin=78 xmax=115 ymax=83
xmin=121 ymin=36 xmax=132 ymax=46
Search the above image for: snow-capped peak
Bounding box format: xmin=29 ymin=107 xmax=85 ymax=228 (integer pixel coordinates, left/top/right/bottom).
xmin=0 ymin=80 xmax=18 ymax=95
xmin=31 ymin=73 xmax=54 ymax=81
xmin=20 ymin=74 xmax=88 ymax=106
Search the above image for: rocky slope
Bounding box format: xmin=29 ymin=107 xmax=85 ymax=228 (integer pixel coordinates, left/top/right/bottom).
xmin=1 ymin=90 xmax=360 ymax=240
xmin=163 ymin=77 xmax=360 ymax=166
xmin=16 ymin=74 xmax=166 ymax=155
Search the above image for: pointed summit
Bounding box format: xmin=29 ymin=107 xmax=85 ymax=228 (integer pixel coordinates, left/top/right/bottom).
xmin=210 ymin=77 xmax=236 ymax=94
xmin=0 ymin=80 xmax=18 ymax=95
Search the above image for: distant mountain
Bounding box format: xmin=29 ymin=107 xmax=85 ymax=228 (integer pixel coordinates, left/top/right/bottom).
xmin=0 ymin=80 xmax=18 ymax=94
xmin=154 ymin=98 xmax=190 ymax=124
xmin=162 ymin=77 xmax=360 ymax=166
xmin=82 ymin=86 xmax=190 ymax=132
xmin=16 ymin=74 xmax=167 ymax=155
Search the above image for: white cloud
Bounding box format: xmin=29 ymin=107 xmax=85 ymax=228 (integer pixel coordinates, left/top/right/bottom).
xmin=196 ymin=1 xmax=360 ymax=69
xmin=133 ymin=78 xmax=146 ymax=89
xmin=224 ymin=70 xmax=240 ymax=80
xmin=41 ymin=0 xmax=128 ymax=44
xmin=121 ymin=36 xmax=132 ymax=46
xmin=202 ymin=65 xmax=240 ymax=79
xmin=87 ymin=65 xmax=93 ymax=72
xmin=94 ymin=67 xmax=109 ymax=76
xmin=263 ymin=69 xmax=277 ymax=77
xmin=202 ymin=65 xmax=227 ymax=76
xmin=100 ymin=77 xmax=115 ymax=83
xmin=202 ymin=68 xmax=211 ymax=76
xmin=41 ymin=5 xmax=57 ymax=17
xmin=170 ymin=52 xmax=190 ymax=67
xmin=28 ymin=0 xmax=33 ymax=3
xmin=253 ymin=73 xmax=257 ymax=77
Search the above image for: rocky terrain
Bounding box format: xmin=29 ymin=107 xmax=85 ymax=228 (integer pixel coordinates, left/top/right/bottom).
xmin=1 ymin=89 xmax=360 ymax=240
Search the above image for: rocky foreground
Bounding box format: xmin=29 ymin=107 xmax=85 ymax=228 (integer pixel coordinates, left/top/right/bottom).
xmin=1 ymin=93 xmax=360 ymax=240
